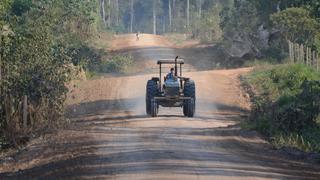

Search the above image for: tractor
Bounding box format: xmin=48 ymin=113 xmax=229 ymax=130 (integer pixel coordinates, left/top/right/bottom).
xmin=146 ymin=56 xmax=196 ymax=117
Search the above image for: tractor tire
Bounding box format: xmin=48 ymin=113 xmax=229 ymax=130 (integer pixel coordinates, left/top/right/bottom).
xmin=183 ymin=80 xmax=196 ymax=117
xmin=183 ymin=105 xmax=188 ymax=116
xmin=146 ymin=80 xmax=158 ymax=115
xmin=150 ymin=99 xmax=158 ymax=117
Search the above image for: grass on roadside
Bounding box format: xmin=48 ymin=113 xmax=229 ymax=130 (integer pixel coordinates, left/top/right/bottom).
xmin=86 ymin=54 xmax=134 ymax=78
xmin=242 ymin=63 xmax=320 ymax=152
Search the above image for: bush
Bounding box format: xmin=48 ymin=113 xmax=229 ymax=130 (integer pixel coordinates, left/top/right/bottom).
xmin=0 ymin=0 xmax=100 ymax=148
xmin=99 ymin=55 xmax=133 ymax=73
xmin=248 ymin=64 xmax=320 ymax=101
xmin=245 ymin=64 xmax=320 ymax=152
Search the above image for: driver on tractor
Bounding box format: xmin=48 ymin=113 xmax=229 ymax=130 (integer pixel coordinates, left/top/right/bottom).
xmin=166 ymin=68 xmax=176 ymax=81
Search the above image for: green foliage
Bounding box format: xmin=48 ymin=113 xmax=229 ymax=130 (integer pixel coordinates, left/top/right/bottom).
xmin=192 ymin=5 xmax=222 ymax=42
xmin=68 ymin=44 xmax=105 ymax=71
xmin=0 ymin=0 xmax=101 ymax=147
xmin=246 ymin=64 xmax=320 ymax=152
xmin=248 ymin=64 xmax=319 ymax=101
xmin=221 ymin=0 xmax=259 ymax=36
xmin=0 ymin=0 xmax=12 ymax=14
xmin=219 ymin=0 xmax=319 ymax=63
xmin=10 ymin=0 xmax=32 ymax=16
xmin=279 ymin=0 xmax=320 ymax=18
xmin=315 ymin=34 xmax=320 ymax=53
xmin=271 ymin=8 xmax=319 ymax=45
xmin=261 ymin=46 xmax=287 ymax=62
xmin=99 ymin=55 xmax=134 ymax=73
xmin=273 ymin=133 xmax=314 ymax=152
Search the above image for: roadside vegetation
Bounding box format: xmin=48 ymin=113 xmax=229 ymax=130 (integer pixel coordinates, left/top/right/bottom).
xmin=226 ymin=1 xmax=320 ymax=153
xmin=87 ymin=55 xmax=134 ymax=78
xmin=0 ymin=0 xmax=139 ymax=150
xmin=243 ymin=64 xmax=320 ymax=152
xmin=0 ymin=0 xmax=104 ymax=149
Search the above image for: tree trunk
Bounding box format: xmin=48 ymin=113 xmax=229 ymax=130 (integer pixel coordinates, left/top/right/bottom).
xmin=101 ymin=0 xmax=106 ymax=27
xmin=169 ymin=0 xmax=172 ymax=32
xmin=173 ymin=0 xmax=176 ymax=31
xmin=306 ymin=47 xmax=309 ymax=65
xmin=23 ymin=95 xmax=28 ymax=129
xmin=0 ymin=37 xmax=2 ymax=99
xmin=316 ymin=53 xmax=319 ymax=71
xmin=277 ymin=0 xmax=281 ymax=12
xmin=108 ymin=0 xmax=111 ymax=27
xmin=0 ymin=55 xmax=1 ymax=90
xmin=130 ymin=0 xmax=134 ymax=33
xmin=198 ymin=0 xmax=202 ymax=17
xmin=187 ymin=0 xmax=190 ymax=30
xmin=153 ymin=0 xmax=157 ymax=34
xmin=115 ymin=0 xmax=119 ymax=26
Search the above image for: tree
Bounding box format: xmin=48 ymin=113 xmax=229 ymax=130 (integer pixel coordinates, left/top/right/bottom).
xmin=187 ymin=0 xmax=190 ymax=30
xmin=153 ymin=0 xmax=157 ymax=34
xmin=130 ymin=0 xmax=134 ymax=33
xmin=169 ymin=0 xmax=172 ymax=31
xmin=197 ymin=0 xmax=202 ymax=17
xmin=221 ymin=0 xmax=259 ymax=36
xmin=101 ymin=0 xmax=106 ymax=27
xmin=115 ymin=0 xmax=119 ymax=26
xmin=271 ymin=7 xmax=319 ymax=45
xmin=0 ymin=0 xmax=101 ymax=145
xmin=108 ymin=0 xmax=111 ymax=27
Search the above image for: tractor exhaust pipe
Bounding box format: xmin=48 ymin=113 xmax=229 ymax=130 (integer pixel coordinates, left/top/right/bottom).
xmin=175 ymin=56 xmax=178 ymax=77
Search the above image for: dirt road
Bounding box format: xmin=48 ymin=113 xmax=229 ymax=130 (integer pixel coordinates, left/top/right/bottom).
xmin=1 ymin=34 xmax=320 ymax=179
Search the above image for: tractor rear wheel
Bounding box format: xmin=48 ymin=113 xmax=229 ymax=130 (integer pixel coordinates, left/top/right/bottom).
xmin=146 ymin=80 xmax=158 ymax=115
xmin=183 ymin=80 xmax=195 ymax=117
xmin=150 ymin=99 xmax=158 ymax=117
xmin=185 ymin=98 xmax=195 ymax=117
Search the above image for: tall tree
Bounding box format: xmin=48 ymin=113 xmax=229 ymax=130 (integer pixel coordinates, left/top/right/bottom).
xmin=153 ymin=0 xmax=157 ymax=34
xmin=271 ymin=7 xmax=319 ymax=45
xmin=130 ymin=0 xmax=134 ymax=33
xmin=101 ymin=0 xmax=106 ymax=27
xmin=173 ymin=0 xmax=176 ymax=31
xmin=198 ymin=0 xmax=202 ymax=17
xmin=169 ymin=0 xmax=172 ymax=31
xmin=187 ymin=0 xmax=190 ymax=29
xmin=108 ymin=0 xmax=111 ymax=27
xmin=115 ymin=0 xmax=119 ymax=26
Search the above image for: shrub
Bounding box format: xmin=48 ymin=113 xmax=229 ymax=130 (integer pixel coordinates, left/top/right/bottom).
xmin=0 ymin=0 xmax=100 ymax=148
xmin=245 ymin=64 xmax=320 ymax=152
xmin=99 ymin=55 xmax=133 ymax=73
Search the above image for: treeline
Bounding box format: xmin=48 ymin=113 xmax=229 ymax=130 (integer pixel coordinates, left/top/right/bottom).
xmin=99 ymin=0 xmax=227 ymax=41
xmin=100 ymin=0 xmax=320 ymax=62
xmin=0 ymin=0 xmax=101 ymax=146
xmin=219 ymin=0 xmax=320 ymax=64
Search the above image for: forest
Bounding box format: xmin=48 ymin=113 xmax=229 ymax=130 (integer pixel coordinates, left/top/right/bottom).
xmin=98 ymin=0 xmax=320 ymax=65
xmin=0 ymin=0 xmax=320 ymax=151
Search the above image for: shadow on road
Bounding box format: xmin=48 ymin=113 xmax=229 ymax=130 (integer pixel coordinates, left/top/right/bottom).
xmin=1 ymin=99 xmax=319 ymax=179
xmin=66 ymin=98 xmax=249 ymax=119
xmin=1 ymin=121 xmax=319 ymax=179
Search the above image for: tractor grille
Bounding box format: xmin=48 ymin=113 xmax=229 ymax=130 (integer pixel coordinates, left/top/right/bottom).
xmin=165 ymin=86 xmax=180 ymax=96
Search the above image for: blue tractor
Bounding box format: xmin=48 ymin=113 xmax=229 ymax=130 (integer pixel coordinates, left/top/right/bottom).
xmin=146 ymin=56 xmax=196 ymax=117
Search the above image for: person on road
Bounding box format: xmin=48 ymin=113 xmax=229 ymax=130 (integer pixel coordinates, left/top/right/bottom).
xmin=136 ymin=32 xmax=140 ymax=41
xmin=166 ymin=68 xmax=175 ymax=81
